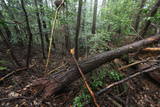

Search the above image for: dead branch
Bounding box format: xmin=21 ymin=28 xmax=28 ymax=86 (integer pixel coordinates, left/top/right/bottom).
xmin=142 ymin=47 xmax=160 ymax=52
xmin=0 ymin=65 xmax=34 ymax=82
xmin=118 ymin=60 xmax=148 ymax=71
xmin=96 ymin=65 xmax=160 ymax=95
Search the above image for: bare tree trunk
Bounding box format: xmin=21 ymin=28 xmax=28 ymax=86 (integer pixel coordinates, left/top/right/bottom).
xmin=0 ymin=30 xmax=21 ymax=66
xmin=62 ymin=1 xmax=71 ymax=54
xmin=39 ymin=0 xmax=50 ymax=50
xmin=140 ymin=0 xmax=160 ymax=37
xmin=82 ymin=0 xmax=86 ymax=32
xmin=34 ymin=0 xmax=46 ymax=59
xmin=63 ymin=25 xmax=70 ymax=53
xmin=75 ymin=0 xmax=83 ymax=60
xmin=92 ymin=0 xmax=98 ymax=34
xmin=82 ymin=0 xmax=88 ymax=57
xmin=134 ymin=0 xmax=147 ymax=32
xmin=20 ymin=0 xmax=33 ymax=68
xmin=31 ymin=34 xmax=160 ymax=98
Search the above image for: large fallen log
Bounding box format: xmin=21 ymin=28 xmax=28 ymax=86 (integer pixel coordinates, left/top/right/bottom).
xmin=31 ymin=34 xmax=160 ymax=98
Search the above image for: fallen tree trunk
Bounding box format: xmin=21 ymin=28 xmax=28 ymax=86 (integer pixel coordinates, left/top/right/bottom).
xmin=31 ymin=34 xmax=160 ymax=98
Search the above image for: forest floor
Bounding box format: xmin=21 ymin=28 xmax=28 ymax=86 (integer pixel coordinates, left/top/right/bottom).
xmin=0 ymin=43 xmax=160 ymax=107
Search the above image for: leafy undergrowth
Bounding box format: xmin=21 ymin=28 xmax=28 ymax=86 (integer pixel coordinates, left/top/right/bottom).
xmin=0 ymin=44 xmax=160 ymax=107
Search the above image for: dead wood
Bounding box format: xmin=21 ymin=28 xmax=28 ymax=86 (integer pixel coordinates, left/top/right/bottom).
xmin=31 ymin=34 xmax=160 ymax=98
xmin=0 ymin=64 xmax=35 ymax=82
xmin=96 ymin=64 xmax=160 ymax=95
xmin=142 ymin=47 xmax=160 ymax=52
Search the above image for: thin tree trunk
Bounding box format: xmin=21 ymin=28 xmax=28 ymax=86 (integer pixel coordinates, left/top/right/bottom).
xmin=82 ymin=0 xmax=88 ymax=57
xmin=75 ymin=0 xmax=83 ymax=60
xmin=34 ymin=0 xmax=46 ymax=59
xmin=140 ymin=0 xmax=160 ymax=37
xmin=134 ymin=0 xmax=146 ymax=32
xmin=92 ymin=0 xmax=98 ymax=34
xmin=20 ymin=0 xmax=33 ymax=68
xmin=39 ymin=0 xmax=50 ymax=50
xmin=63 ymin=1 xmax=70 ymax=54
xmin=0 ymin=30 xmax=21 ymax=66
xmin=82 ymin=0 xmax=86 ymax=32
xmin=63 ymin=25 xmax=70 ymax=53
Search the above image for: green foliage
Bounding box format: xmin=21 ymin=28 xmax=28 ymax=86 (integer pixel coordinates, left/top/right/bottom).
xmin=89 ymin=33 xmax=111 ymax=54
xmin=108 ymin=70 xmax=124 ymax=81
xmin=73 ymin=91 xmax=91 ymax=107
xmin=73 ymin=66 xmax=108 ymax=106
xmin=0 ymin=66 xmax=7 ymax=70
xmin=91 ymin=67 xmax=107 ymax=90
xmin=101 ymin=0 xmax=137 ymax=35
xmin=0 ymin=60 xmax=8 ymax=70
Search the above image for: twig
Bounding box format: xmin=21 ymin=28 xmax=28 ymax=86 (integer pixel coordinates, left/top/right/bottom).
xmin=130 ymin=25 xmax=143 ymax=40
xmin=0 ymin=96 xmax=33 ymax=102
xmin=106 ymin=95 xmax=122 ymax=107
xmin=0 ymin=64 xmax=34 ymax=82
xmin=71 ymin=54 xmax=100 ymax=107
xmin=47 ymin=63 xmax=66 ymax=75
xmin=96 ymin=65 xmax=160 ymax=95
xmin=118 ymin=60 xmax=147 ymax=71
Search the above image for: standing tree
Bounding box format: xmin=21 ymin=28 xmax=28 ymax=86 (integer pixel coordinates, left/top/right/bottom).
xmin=133 ymin=0 xmax=147 ymax=32
xmin=92 ymin=0 xmax=98 ymax=34
xmin=75 ymin=0 xmax=83 ymax=60
xmin=34 ymin=0 xmax=46 ymax=59
xmin=39 ymin=0 xmax=50 ymax=50
xmin=20 ymin=0 xmax=33 ymax=67
xmin=140 ymin=0 xmax=160 ymax=37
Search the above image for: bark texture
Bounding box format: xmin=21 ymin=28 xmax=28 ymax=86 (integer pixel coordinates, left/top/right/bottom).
xmin=92 ymin=0 xmax=98 ymax=34
xmin=21 ymin=0 xmax=33 ymax=67
xmin=140 ymin=0 xmax=160 ymax=37
xmin=75 ymin=0 xmax=83 ymax=60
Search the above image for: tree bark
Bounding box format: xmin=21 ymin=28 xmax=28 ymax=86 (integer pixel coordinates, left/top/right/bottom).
xmin=39 ymin=0 xmax=50 ymax=50
xmin=34 ymin=0 xmax=46 ymax=59
xmin=31 ymin=34 xmax=160 ymax=98
xmin=82 ymin=0 xmax=86 ymax=32
xmin=91 ymin=0 xmax=98 ymax=34
xmin=20 ymin=0 xmax=33 ymax=68
xmin=63 ymin=25 xmax=70 ymax=53
xmin=133 ymin=0 xmax=146 ymax=32
xmin=75 ymin=0 xmax=83 ymax=60
xmin=140 ymin=0 xmax=160 ymax=37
